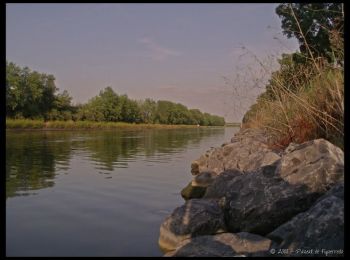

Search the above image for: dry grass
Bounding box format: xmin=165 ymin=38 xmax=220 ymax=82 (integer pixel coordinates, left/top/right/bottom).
xmin=242 ymin=63 xmax=344 ymax=150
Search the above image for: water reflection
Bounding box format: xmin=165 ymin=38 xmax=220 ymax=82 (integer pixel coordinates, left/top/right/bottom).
xmin=6 ymin=131 xmax=72 ymax=198
xmin=6 ymin=128 xmax=225 ymax=198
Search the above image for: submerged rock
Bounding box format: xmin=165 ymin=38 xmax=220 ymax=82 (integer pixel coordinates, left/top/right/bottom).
xmin=159 ymin=199 xmax=226 ymax=252
xmin=165 ymin=232 xmax=273 ymax=257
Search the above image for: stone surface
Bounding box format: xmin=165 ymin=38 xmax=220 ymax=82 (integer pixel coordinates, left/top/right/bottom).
xmin=267 ymin=182 xmax=344 ymax=257
xmin=159 ymin=199 xmax=226 ymax=252
xmin=192 ymin=171 xmax=217 ymax=187
xmin=191 ymin=128 xmax=280 ymax=175
xmin=165 ymin=232 xmax=273 ymax=257
xmin=180 ymin=181 xmax=207 ymax=200
xmin=181 ymin=171 xmax=218 ymax=200
xmin=163 ymin=127 xmax=344 ymax=257
xmin=278 ymin=139 xmax=344 ymax=192
xmin=203 ymin=139 xmax=344 ymax=235
xmin=206 ymin=165 xmax=321 ymax=235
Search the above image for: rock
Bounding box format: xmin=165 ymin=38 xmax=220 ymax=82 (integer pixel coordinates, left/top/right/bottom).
xmin=206 ymin=165 xmax=320 ymax=235
xmin=191 ymin=128 xmax=280 ymax=175
xmin=284 ymin=142 xmax=299 ymax=153
xmin=190 ymin=160 xmax=200 ymax=175
xmin=159 ymin=199 xmax=226 ymax=252
xmin=180 ymin=182 xmax=207 ymax=200
xmin=181 ymin=171 xmax=218 ymax=200
xmin=203 ymin=139 xmax=344 ymax=235
xmin=267 ymin=182 xmax=344 ymax=257
xmin=192 ymin=171 xmax=217 ymax=187
xmin=230 ymin=128 xmax=271 ymax=144
xmin=221 ymin=142 xmax=230 ymax=147
xmin=278 ymin=139 xmax=344 ymax=192
xmin=204 ymin=169 xmax=244 ymax=199
xmin=165 ymin=232 xmax=273 ymax=257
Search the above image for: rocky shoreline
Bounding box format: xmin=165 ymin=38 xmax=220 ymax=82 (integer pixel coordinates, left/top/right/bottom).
xmin=159 ymin=128 xmax=344 ymax=257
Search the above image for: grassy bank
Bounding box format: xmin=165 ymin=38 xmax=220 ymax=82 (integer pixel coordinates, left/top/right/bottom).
xmin=6 ymin=119 xmax=206 ymax=130
xmin=242 ymin=61 xmax=343 ymax=150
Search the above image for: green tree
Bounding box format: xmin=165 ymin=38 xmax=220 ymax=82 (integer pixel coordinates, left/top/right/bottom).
xmin=39 ymin=74 xmax=58 ymax=120
xmin=6 ymin=61 xmax=59 ymax=119
xmin=120 ymin=97 xmax=142 ymax=123
xmin=276 ymin=3 xmax=343 ymax=63
xmin=6 ymin=61 xmax=22 ymax=117
xmin=155 ymin=100 xmax=172 ymax=124
xmin=139 ymin=98 xmax=157 ymax=123
xmin=189 ymin=109 xmax=204 ymax=125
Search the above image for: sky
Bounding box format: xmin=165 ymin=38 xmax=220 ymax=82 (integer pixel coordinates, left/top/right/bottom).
xmin=6 ymin=4 xmax=299 ymax=122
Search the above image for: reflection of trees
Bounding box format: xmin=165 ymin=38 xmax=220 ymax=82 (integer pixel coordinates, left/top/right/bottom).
xmin=77 ymin=131 xmax=141 ymax=171
xmin=78 ymin=128 xmax=225 ymax=171
xmin=6 ymin=128 xmax=225 ymax=198
xmin=6 ymin=131 xmax=73 ymax=198
xmin=141 ymin=128 xmax=225 ymax=156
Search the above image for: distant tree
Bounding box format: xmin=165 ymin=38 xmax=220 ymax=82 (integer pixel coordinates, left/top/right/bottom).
xmin=189 ymin=109 xmax=204 ymax=125
xmin=54 ymin=90 xmax=73 ymax=111
xmin=6 ymin=61 xmax=22 ymax=117
xmin=139 ymin=98 xmax=157 ymax=123
xmin=6 ymin=61 xmax=58 ymax=119
xmin=155 ymin=100 xmax=173 ymax=124
xmin=6 ymin=62 xmax=225 ymax=126
xmin=120 ymin=96 xmax=142 ymax=123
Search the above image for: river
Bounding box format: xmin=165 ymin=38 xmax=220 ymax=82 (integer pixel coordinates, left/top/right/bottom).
xmin=6 ymin=127 xmax=239 ymax=256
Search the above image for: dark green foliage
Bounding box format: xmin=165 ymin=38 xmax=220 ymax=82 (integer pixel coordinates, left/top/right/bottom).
xmin=276 ymin=3 xmax=343 ymax=64
xmin=6 ymin=61 xmax=74 ymax=120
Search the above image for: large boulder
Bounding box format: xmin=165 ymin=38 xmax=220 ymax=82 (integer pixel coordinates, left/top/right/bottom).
xmin=158 ymin=199 xmax=226 ymax=252
xmin=165 ymin=232 xmax=273 ymax=257
xmin=203 ymin=139 xmax=344 ymax=235
xmin=277 ymin=139 xmax=344 ymax=192
xmin=267 ymin=182 xmax=344 ymax=257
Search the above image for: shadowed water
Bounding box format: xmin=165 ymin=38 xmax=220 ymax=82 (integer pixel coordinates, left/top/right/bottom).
xmin=6 ymin=127 xmax=239 ymax=256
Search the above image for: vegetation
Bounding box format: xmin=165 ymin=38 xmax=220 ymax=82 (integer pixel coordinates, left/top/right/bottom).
xmin=5 ymin=118 xmax=208 ymax=130
xmin=242 ymin=3 xmax=343 ymax=149
xmin=6 ymin=63 xmax=225 ymax=127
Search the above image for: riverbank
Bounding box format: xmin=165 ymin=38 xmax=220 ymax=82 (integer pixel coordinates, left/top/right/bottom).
xmin=159 ymin=127 xmax=344 ymax=257
xmin=5 ymin=119 xmax=218 ymax=130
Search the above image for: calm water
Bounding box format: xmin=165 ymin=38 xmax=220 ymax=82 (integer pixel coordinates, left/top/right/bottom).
xmin=6 ymin=127 xmax=239 ymax=256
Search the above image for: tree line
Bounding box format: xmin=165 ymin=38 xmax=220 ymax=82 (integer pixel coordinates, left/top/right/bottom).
xmin=6 ymin=61 xmax=225 ymax=126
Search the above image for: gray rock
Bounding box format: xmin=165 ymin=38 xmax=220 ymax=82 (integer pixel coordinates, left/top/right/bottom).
xmin=209 ymin=166 xmax=321 ymax=235
xmin=165 ymin=232 xmax=273 ymax=257
xmin=267 ymin=182 xmax=344 ymax=257
xmin=158 ymin=199 xmax=226 ymax=252
xmin=192 ymin=170 xmax=217 ymax=187
xmin=191 ymin=128 xmax=280 ymax=175
xmin=278 ymin=139 xmax=344 ymax=192
xmin=203 ymin=139 xmax=344 ymax=235
xmin=204 ymin=169 xmax=244 ymax=199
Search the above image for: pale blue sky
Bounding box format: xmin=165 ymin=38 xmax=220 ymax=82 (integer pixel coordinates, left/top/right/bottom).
xmin=6 ymin=3 xmax=299 ymax=122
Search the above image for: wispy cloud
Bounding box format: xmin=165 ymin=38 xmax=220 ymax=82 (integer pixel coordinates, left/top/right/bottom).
xmin=139 ymin=37 xmax=182 ymax=61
